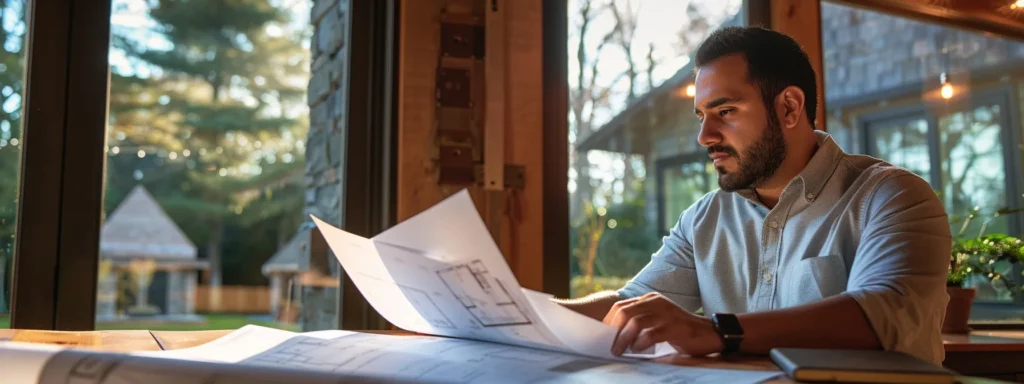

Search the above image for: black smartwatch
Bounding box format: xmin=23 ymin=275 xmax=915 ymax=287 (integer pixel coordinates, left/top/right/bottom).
xmin=711 ymin=313 xmax=744 ymax=355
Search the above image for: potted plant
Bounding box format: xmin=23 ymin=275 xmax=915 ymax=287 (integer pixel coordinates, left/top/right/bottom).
xmin=943 ymin=232 xmax=1024 ymax=333
xmin=944 ymin=250 xmax=974 ymax=334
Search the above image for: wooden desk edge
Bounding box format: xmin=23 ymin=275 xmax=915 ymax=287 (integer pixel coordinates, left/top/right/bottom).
xmin=0 ymin=329 xmax=162 ymax=351
xmin=5 ymin=328 xmax=1024 ymax=384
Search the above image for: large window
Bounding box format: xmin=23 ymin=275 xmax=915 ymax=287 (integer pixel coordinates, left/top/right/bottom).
xmin=567 ymin=0 xmax=745 ymax=297
xmin=0 ymin=0 xmax=27 ymax=329
xmin=862 ymin=95 xmax=1018 ymax=240
xmin=823 ymin=2 xmax=1024 ymax=317
xmin=92 ymin=0 xmax=330 ymax=331
xmin=656 ymin=156 xmax=716 ymax=234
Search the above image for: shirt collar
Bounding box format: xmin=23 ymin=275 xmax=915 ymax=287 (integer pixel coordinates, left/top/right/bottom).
xmin=734 ymin=130 xmax=845 ymax=205
xmin=796 ymin=130 xmax=845 ymax=202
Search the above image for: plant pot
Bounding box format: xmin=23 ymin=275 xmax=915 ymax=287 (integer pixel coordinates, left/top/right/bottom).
xmin=942 ymin=286 xmax=976 ymax=334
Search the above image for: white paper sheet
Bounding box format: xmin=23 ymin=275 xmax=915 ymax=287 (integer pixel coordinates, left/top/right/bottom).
xmin=141 ymin=325 xmax=780 ymax=384
xmin=0 ymin=334 xmax=382 ymax=384
xmin=0 ymin=342 xmax=63 ymax=384
xmin=312 ymin=189 xmax=675 ymax=360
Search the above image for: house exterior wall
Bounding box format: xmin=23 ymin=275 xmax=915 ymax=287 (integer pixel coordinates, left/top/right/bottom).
xmin=820 ymin=3 xmax=1024 ymax=104
xmin=637 ymin=3 xmax=1024 ymax=236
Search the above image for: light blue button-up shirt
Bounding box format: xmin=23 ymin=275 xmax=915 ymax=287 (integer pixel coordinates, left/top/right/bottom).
xmin=619 ymin=131 xmax=951 ymax=364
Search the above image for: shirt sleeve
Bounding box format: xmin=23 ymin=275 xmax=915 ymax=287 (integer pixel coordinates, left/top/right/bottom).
xmin=617 ymin=202 xmax=703 ymax=312
xmin=844 ymin=171 xmax=951 ymax=365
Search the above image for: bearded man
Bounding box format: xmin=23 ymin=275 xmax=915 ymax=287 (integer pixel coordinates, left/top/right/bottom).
xmin=556 ymin=26 xmax=951 ymax=365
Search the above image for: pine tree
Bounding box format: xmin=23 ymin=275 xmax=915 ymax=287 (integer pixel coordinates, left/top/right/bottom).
xmin=108 ymin=0 xmax=309 ymax=287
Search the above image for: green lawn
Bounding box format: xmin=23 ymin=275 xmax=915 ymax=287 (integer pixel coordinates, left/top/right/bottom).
xmin=1 ymin=314 xmax=298 ymax=332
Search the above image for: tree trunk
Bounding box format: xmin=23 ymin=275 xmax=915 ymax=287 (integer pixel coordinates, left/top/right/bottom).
xmin=207 ymin=219 xmax=224 ymax=288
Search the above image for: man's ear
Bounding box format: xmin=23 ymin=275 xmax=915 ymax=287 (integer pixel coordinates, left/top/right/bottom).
xmin=775 ymin=86 xmax=805 ymax=129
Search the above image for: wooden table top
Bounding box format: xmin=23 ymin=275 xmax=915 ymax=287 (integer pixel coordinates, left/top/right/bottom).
xmin=942 ymin=330 xmax=1024 ymax=352
xmin=3 ymin=327 xmax=1023 ymax=384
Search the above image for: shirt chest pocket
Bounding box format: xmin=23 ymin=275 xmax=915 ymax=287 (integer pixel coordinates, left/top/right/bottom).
xmin=781 ymin=254 xmax=849 ymax=308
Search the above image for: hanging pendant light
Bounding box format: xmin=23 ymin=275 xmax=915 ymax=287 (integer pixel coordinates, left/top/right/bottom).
xmin=940 ymin=72 xmax=954 ymax=100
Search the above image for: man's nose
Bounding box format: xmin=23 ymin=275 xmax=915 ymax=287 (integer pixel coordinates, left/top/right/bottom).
xmin=697 ymin=119 xmax=722 ymax=148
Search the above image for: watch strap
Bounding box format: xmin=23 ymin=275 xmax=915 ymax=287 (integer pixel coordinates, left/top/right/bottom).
xmin=711 ymin=313 xmax=744 ymax=354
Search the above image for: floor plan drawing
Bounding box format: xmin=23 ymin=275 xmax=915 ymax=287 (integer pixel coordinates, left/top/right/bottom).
xmin=436 ymin=260 xmax=531 ymax=327
xmin=397 ymin=285 xmax=457 ymax=329
xmin=240 ymin=335 xmax=486 ymax=383
xmin=35 ymin=349 xmax=348 ymax=384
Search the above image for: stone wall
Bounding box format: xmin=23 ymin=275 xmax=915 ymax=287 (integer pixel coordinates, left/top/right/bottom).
xmin=821 ymin=2 xmax=1024 ymax=104
xmin=301 ymin=0 xmax=349 ymax=332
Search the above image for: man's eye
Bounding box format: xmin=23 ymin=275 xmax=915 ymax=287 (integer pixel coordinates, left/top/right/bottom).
xmin=718 ymin=109 xmax=734 ymax=117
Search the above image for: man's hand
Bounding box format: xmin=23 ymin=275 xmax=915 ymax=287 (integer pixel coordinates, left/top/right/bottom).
xmin=603 ymin=292 xmax=723 ymax=357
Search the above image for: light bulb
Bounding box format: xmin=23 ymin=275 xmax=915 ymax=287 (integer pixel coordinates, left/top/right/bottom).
xmin=941 ymin=83 xmax=954 ymax=99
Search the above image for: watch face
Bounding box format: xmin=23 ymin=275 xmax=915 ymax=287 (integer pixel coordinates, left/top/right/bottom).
xmin=714 ymin=313 xmax=743 ymax=335
xmin=713 ymin=314 xmax=744 ymax=354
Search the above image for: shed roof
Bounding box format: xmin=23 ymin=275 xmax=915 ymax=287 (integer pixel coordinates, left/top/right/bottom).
xmin=100 ymin=185 xmax=198 ymax=261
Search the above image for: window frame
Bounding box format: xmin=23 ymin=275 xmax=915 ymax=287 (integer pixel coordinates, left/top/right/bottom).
xmin=337 ymin=0 xmax=400 ymax=330
xmin=9 ymin=0 xmax=403 ymax=331
xmin=860 ymin=105 xmax=941 ymax=188
xmin=11 ymin=0 xmax=111 ymax=330
xmin=859 ymin=85 xmax=1024 ymax=307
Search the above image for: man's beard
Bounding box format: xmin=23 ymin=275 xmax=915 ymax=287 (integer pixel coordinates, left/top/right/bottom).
xmin=709 ymin=114 xmax=787 ymax=192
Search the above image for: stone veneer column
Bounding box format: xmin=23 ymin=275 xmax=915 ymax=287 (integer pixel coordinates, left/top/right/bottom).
xmin=165 ymin=269 xmax=182 ymax=315
xmin=269 ymin=274 xmax=282 ymax=319
xmin=301 ymin=0 xmax=349 ymax=331
xmin=95 ymin=269 xmax=118 ymax=319
xmin=183 ymin=271 xmax=196 ymax=315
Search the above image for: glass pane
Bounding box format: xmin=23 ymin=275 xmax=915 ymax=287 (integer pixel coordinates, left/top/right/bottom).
xmin=940 ymin=104 xmax=1008 ymax=235
xmin=940 ymin=104 xmax=1013 ymax=302
xmin=568 ymin=0 xmax=746 ymax=297
xmin=822 ymin=1 xmax=1024 ymax=320
xmin=0 ymin=0 xmax=29 ymax=329
xmin=97 ymin=0 xmax=330 ymax=331
xmin=867 ymin=118 xmax=932 ymax=183
xmin=662 ymin=160 xmax=710 ymax=233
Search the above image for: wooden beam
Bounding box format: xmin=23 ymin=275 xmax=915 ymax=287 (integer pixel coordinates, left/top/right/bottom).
xmin=505 ymin=0 xmax=544 ymax=291
xmin=483 ymin=0 xmax=506 ymax=191
xmin=396 ymin=0 xmax=548 ymax=291
xmin=768 ymin=0 xmax=826 ymax=131
xmin=397 ymin=0 xmax=447 ymax=222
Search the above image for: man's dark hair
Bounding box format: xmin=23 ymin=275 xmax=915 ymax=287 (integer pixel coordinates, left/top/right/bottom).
xmin=694 ymin=26 xmax=818 ymax=126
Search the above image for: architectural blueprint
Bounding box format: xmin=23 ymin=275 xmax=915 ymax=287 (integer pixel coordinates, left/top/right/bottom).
xmin=311 ymin=190 xmax=675 ymax=360
xmin=145 ymin=325 xmax=780 ymax=384
xmin=0 ymin=326 xmax=779 ymax=383
xmin=0 ymin=339 xmax=404 ymax=384
xmin=436 ymin=261 xmax=531 ymax=327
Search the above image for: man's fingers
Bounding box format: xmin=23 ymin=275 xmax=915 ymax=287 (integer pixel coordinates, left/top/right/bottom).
xmin=602 ymin=296 xmax=641 ymax=324
xmin=611 ymin=314 xmax=662 ymax=356
xmin=609 ymin=295 xmax=667 ymax=329
xmin=604 ymin=297 xmax=643 ymax=326
xmin=631 ymin=324 xmax=671 ymax=353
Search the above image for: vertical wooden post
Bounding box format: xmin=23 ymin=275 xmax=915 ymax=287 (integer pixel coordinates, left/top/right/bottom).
xmin=505 ymin=0 xmax=544 ymax=291
xmin=484 ymin=1 xmax=506 ymax=191
xmin=397 ymin=0 xmax=546 ymax=291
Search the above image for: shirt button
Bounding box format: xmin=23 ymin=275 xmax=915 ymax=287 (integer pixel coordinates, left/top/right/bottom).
xmin=806 ymin=193 xmax=815 ymax=200
xmin=769 ymin=220 xmax=779 ymax=229
xmin=763 ymin=272 xmax=773 ymax=282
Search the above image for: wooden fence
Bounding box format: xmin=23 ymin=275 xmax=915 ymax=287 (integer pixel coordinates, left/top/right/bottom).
xmin=194 ymin=285 xmax=271 ymax=314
